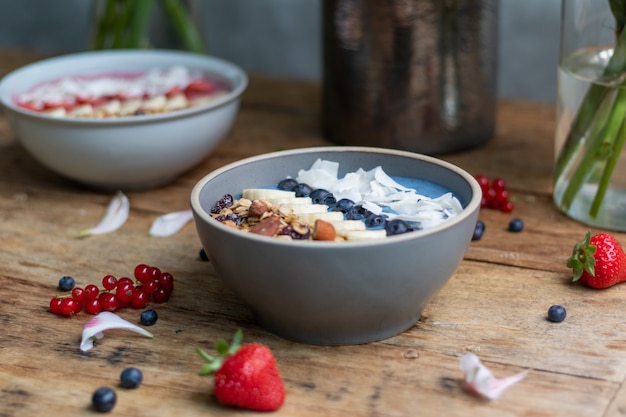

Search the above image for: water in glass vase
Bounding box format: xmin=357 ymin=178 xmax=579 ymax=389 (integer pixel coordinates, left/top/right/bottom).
xmin=555 ymin=46 xmax=626 ymax=231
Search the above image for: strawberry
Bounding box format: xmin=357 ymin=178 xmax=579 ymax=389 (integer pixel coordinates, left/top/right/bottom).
xmin=568 ymin=231 xmax=626 ymax=289
xmin=197 ymin=329 xmax=285 ymax=411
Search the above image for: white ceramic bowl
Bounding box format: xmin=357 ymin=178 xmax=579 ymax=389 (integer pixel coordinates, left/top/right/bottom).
xmin=0 ymin=50 xmax=248 ymax=190
xmin=191 ymin=146 xmax=481 ymax=345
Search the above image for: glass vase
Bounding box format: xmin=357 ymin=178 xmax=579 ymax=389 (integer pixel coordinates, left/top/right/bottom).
xmin=322 ymin=0 xmax=499 ymax=155
xmin=554 ymin=0 xmax=626 ymax=231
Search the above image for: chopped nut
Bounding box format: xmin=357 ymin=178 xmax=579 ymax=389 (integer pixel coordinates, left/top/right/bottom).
xmin=222 ymin=220 xmax=238 ymax=229
xmin=249 ymin=200 xmax=271 ymax=218
xmin=312 ymin=219 xmax=337 ymax=241
xmin=249 ymin=216 xmax=282 ymax=236
xmin=291 ymin=221 xmax=309 ymax=236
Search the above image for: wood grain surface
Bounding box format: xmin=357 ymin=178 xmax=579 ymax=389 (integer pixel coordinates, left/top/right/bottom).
xmin=1 ymin=48 xmax=626 ymax=417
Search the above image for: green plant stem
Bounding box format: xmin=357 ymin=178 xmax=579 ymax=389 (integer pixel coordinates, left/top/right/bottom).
xmin=559 ymin=88 xmax=618 ymax=210
xmin=590 ymin=88 xmax=626 ymax=216
xmin=125 ymin=0 xmax=154 ymax=48
xmin=159 ymin=0 xmax=206 ymax=53
xmin=555 ymin=13 xmax=626 ymax=217
xmin=92 ymin=0 xmax=119 ymax=49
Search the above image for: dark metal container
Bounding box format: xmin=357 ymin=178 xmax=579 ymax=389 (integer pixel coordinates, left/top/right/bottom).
xmin=322 ymin=0 xmax=499 ymax=154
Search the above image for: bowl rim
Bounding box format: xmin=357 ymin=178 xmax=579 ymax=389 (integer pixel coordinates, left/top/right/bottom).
xmin=190 ymin=146 xmax=482 ymax=247
xmin=0 ymin=49 xmax=248 ymax=125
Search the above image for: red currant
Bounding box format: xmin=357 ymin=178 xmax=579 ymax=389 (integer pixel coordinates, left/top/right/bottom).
xmin=71 ymin=287 xmax=85 ymax=302
xmin=148 ymin=266 xmax=161 ymax=281
xmin=49 ymin=263 xmax=173 ymax=317
xmin=84 ymin=284 xmax=100 ymax=299
xmin=495 ymin=189 xmax=510 ymax=204
xmin=142 ymin=279 xmax=158 ymax=294
xmin=116 ymin=282 xmax=135 ymax=302
xmin=474 ymin=174 xmax=490 ymax=193
xmin=134 ymin=264 xmax=151 ymax=283
xmin=131 ymin=290 xmax=149 ymax=309
xmin=491 ymin=177 xmax=506 ymax=191
xmin=99 ymin=293 xmax=119 ymax=312
xmin=117 ymin=277 xmax=134 ymax=288
xmin=60 ymin=298 xmax=80 ymax=316
xmin=84 ymin=298 xmax=103 ymax=315
xmin=501 ymin=200 xmax=515 ymax=213
xmin=49 ymin=297 xmax=64 ymax=315
xmin=473 ymin=174 xmax=515 ymax=213
xmin=102 ymin=275 xmax=118 ymax=291
xmin=157 ymin=272 xmax=174 ymax=291
xmin=152 ymin=287 xmax=171 ymax=304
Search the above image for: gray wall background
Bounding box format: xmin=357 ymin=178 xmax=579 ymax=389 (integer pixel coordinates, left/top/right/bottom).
xmin=0 ymin=0 xmax=561 ymax=102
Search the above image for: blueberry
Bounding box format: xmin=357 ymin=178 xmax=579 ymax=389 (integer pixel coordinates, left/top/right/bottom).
xmin=92 ymin=387 xmax=116 ymax=412
xmin=293 ymin=183 xmax=313 ymax=197
xmin=309 ymin=189 xmax=331 ymax=205
xmin=140 ymin=309 xmax=158 ymax=326
xmin=58 ymin=276 xmax=75 ymax=292
xmin=385 ymin=219 xmax=413 ymax=236
xmin=547 ymin=305 xmax=566 ymax=323
xmin=508 ymin=218 xmax=524 ymax=232
xmin=347 ymin=205 xmax=370 ymax=221
xmin=120 ymin=367 xmax=143 ymax=389
xmin=472 ymin=220 xmax=486 ymax=241
xmin=277 ymin=178 xmax=298 ymax=191
xmin=365 ymin=213 xmax=386 ymax=228
xmin=199 ymin=248 xmax=209 ymax=262
xmin=334 ymin=198 xmax=355 ymax=213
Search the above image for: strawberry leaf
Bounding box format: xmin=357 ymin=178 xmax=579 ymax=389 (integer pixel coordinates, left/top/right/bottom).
xmin=197 ymin=329 xmax=245 ymax=376
xmin=215 ymin=338 xmax=230 ymax=356
xmin=228 ymin=329 xmax=243 ymax=355
xmin=567 ymin=231 xmax=597 ymax=281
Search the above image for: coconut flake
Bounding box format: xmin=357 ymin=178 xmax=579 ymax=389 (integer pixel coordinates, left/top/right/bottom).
xmin=296 ymin=158 xmax=340 ymax=190
xmin=149 ymin=210 xmax=194 ymax=237
xmin=460 ymin=353 xmax=529 ymax=400
xmin=78 ymin=191 xmax=129 ymax=237
xmin=295 ymin=160 xmax=463 ymax=229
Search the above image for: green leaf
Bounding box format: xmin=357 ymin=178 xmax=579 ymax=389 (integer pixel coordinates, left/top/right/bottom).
xmin=196 ymin=330 xmax=245 ymax=377
xmin=567 ymin=232 xmax=597 ymax=281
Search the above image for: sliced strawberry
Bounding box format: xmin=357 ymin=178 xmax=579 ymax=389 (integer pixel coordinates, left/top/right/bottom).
xmin=184 ymin=79 xmax=218 ymax=99
xmin=165 ymin=86 xmax=182 ymax=98
xmin=16 ymin=101 xmax=42 ymax=112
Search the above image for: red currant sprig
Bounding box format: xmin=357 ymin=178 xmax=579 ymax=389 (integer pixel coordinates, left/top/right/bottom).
xmin=49 ymin=264 xmax=174 ymax=317
xmin=474 ymin=174 xmax=515 ymax=213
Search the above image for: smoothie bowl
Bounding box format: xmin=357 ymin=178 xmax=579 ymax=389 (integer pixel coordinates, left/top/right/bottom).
xmin=0 ymin=49 xmax=247 ymax=190
xmin=190 ymin=147 xmax=481 ymax=345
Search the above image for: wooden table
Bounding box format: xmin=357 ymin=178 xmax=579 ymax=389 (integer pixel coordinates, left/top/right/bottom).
xmin=2 ymin=48 xmax=626 ymax=417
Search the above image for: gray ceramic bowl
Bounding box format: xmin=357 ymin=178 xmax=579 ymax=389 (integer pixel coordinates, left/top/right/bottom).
xmin=190 ymin=147 xmax=481 ymax=345
xmin=0 ymin=49 xmax=247 ymax=190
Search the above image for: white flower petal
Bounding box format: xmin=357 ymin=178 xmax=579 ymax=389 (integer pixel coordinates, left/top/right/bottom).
xmin=80 ymin=311 xmax=153 ymax=352
xmin=79 ymin=191 xmax=130 ymax=236
xmin=149 ymin=209 xmax=194 ymax=236
xmin=460 ymin=353 xmax=529 ymax=400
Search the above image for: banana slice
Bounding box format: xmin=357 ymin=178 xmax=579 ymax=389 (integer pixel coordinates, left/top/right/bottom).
xmin=298 ymin=211 xmax=345 ymax=225
xmin=329 ymin=220 xmax=367 ymax=236
xmin=266 ymin=197 xmax=312 ymax=205
xmin=120 ymin=99 xmax=143 ymax=115
xmin=242 ymin=188 xmax=296 ymax=201
xmin=343 ymin=229 xmax=387 ymax=241
xmin=278 ymin=203 xmax=329 ymax=214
